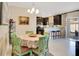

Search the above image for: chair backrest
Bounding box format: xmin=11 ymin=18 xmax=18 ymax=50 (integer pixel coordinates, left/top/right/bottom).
xmin=11 ymin=32 xmax=21 ymax=53
xmin=38 ymin=36 xmax=49 ymax=55
xmin=44 ymin=34 xmax=49 ymax=49
xmin=38 ymin=36 xmax=45 ymax=52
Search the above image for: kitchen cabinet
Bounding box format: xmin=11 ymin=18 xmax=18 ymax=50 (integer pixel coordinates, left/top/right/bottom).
xmin=54 ymin=15 xmax=62 ymax=25
xmin=36 ymin=17 xmax=49 ymax=25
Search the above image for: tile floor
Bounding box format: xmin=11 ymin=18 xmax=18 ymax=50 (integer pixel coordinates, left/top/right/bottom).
xmin=48 ymin=37 xmax=76 ymax=56
xmin=6 ymin=37 xmax=76 ymax=56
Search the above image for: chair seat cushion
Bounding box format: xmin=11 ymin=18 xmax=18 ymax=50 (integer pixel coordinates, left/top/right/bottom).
xmin=21 ymin=46 xmax=31 ymax=53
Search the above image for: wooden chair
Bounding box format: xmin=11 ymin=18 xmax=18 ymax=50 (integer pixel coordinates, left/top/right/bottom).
xmin=11 ymin=32 xmax=32 ymax=56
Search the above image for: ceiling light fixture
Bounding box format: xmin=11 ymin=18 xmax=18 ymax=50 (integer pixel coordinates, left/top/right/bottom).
xmin=27 ymin=9 xmax=30 ymax=13
xmin=36 ymin=9 xmax=39 ymax=14
xmin=27 ymin=3 xmax=39 ymax=14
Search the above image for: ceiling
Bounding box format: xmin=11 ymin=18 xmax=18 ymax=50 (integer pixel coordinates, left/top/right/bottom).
xmin=7 ymin=2 xmax=79 ymax=16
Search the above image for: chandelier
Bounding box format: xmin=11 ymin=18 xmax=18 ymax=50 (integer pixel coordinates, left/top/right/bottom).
xmin=27 ymin=3 xmax=39 ymax=14
xmin=27 ymin=8 xmax=39 ymax=14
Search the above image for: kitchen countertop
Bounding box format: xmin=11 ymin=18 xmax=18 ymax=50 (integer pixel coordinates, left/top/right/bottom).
xmin=44 ymin=27 xmax=61 ymax=33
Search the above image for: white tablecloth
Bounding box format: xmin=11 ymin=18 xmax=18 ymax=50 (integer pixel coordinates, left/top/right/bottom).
xmin=17 ymin=34 xmax=43 ymax=48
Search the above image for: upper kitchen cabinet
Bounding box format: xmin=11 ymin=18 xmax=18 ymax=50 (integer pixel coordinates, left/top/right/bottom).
xmin=36 ymin=17 xmax=49 ymax=25
xmin=54 ymin=15 xmax=62 ymax=25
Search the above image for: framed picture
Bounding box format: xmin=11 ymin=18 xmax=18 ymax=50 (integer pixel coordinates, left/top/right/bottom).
xmin=19 ymin=16 xmax=29 ymax=25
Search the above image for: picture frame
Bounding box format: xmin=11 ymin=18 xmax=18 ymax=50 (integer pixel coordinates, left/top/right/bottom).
xmin=19 ymin=16 xmax=29 ymax=25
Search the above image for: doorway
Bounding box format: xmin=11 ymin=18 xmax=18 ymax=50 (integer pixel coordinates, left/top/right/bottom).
xmin=66 ymin=17 xmax=79 ymax=39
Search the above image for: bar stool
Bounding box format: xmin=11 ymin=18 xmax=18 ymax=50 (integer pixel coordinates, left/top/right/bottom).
xmin=51 ymin=31 xmax=56 ymax=39
xmin=57 ymin=30 xmax=61 ymax=38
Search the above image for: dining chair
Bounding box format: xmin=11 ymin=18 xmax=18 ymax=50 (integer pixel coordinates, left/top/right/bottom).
xmin=32 ymin=36 xmax=46 ymax=56
xmin=44 ymin=34 xmax=49 ymax=56
xmin=11 ymin=32 xmax=32 ymax=56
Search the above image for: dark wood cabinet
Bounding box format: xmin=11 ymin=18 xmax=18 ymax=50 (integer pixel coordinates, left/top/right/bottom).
xmin=43 ymin=17 xmax=48 ymax=25
xmin=37 ymin=17 xmax=43 ymax=25
xmin=0 ymin=2 xmax=3 ymax=25
xmin=36 ymin=17 xmax=48 ymax=35
xmin=36 ymin=17 xmax=49 ymax=25
xmin=54 ymin=15 xmax=61 ymax=25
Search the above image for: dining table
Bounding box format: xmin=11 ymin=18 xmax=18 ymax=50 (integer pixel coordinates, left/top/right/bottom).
xmin=17 ymin=34 xmax=44 ymax=48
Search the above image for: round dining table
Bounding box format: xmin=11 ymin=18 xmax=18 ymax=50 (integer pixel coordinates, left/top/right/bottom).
xmin=17 ymin=34 xmax=43 ymax=48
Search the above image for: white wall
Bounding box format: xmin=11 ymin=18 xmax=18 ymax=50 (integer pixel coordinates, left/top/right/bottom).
xmin=3 ymin=3 xmax=79 ymax=36
xmin=67 ymin=11 xmax=79 ymax=18
xmin=2 ymin=3 xmax=54 ymax=35
xmin=6 ymin=6 xmax=36 ymax=35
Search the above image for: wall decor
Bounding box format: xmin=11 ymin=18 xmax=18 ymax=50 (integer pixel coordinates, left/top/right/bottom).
xmin=19 ymin=16 xmax=29 ymax=25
